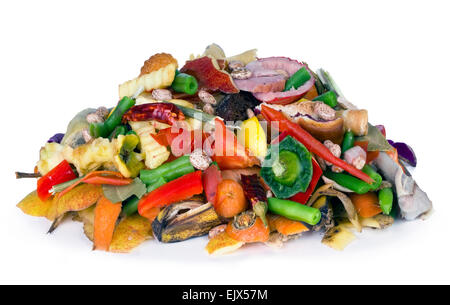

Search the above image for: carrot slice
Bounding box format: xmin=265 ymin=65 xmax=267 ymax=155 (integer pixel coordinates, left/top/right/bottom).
xmin=349 ymin=192 xmax=382 ymax=218
xmin=93 ymin=196 xmax=122 ymax=251
xmin=226 ymin=217 xmax=269 ymax=243
xmin=82 ymin=176 xmax=133 ymax=185
xmin=268 ymin=214 xmax=309 ymax=236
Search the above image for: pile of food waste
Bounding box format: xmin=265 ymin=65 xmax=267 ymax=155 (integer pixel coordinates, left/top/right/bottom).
xmin=16 ymin=44 xmax=432 ymax=254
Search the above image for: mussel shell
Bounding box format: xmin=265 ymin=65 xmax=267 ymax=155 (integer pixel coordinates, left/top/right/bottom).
xmin=152 ymin=201 xmax=221 ymax=243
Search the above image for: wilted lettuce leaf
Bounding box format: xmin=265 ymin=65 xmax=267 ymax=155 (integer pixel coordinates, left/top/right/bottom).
xmin=102 ymin=178 xmax=146 ymax=204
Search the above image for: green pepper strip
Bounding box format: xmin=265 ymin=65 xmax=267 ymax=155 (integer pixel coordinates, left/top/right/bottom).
xmin=140 ymin=155 xmax=194 ymax=186
xmin=341 ymin=131 xmax=355 ymax=153
xmin=171 ymin=73 xmax=198 ymax=95
xmin=90 ymin=96 xmax=135 ymax=138
xmin=324 ymin=164 xmax=382 ymax=194
xmin=267 ymin=197 xmax=321 ymax=226
xmin=379 ymin=187 xmax=394 ymax=215
xmin=313 ymin=91 xmax=338 ymax=108
xmin=284 ymin=67 xmax=311 ymax=91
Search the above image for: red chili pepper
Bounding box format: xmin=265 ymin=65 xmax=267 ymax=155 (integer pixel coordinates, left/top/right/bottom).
xmin=261 ymin=105 xmax=373 ymax=184
xmin=122 ymin=103 xmax=185 ymax=125
xmin=138 ymin=171 xmax=203 ymax=216
xmin=37 ymin=160 xmax=77 ymax=201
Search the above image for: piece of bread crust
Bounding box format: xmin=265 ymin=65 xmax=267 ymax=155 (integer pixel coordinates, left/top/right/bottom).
xmin=139 ymin=53 xmax=178 ymax=76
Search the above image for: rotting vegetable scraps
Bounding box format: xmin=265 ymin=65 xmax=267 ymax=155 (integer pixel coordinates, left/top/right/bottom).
xmin=15 ymin=44 xmax=432 ymax=254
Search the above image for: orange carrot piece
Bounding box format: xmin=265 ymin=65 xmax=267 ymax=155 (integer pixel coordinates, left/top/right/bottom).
xmin=93 ymin=196 xmax=122 ymax=251
xmin=57 ymin=171 xmax=125 ymax=198
xmin=268 ymin=215 xmax=309 ymax=236
xmin=226 ymin=217 xmax=269 ymax=243
xmin=82 ymin=176 xmax=133 ymax=185
xmin=349 ymin=192 xmax=382 ymax=218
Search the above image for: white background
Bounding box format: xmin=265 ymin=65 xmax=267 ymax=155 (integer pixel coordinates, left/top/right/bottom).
xmin=1 ymin=0 xmax=449 ymax=284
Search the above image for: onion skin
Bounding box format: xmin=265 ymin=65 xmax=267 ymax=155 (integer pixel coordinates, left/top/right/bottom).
xmin=388 ymin=140 xmax=417 ymax=167
xmin=297 ymin=117 xmax=344 ymax=145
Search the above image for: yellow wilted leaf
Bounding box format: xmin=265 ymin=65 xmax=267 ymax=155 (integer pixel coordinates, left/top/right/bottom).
xmin=109 ymin=214 xmax=152 ymax=253
xmin=17 ymin=190 xmax=54 ymax=219
xmin=48 ymin=184 xmax=103 ymax=220
xmin=205 ymin=232 xmax=244 ymax=255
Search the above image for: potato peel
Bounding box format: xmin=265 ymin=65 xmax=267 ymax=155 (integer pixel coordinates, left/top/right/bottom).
xmin=109 ymin=214 xmax=153 ymax=253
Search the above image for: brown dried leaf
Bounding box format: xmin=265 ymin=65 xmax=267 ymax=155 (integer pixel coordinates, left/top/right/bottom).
xmin=17 ymin=190 xmax=55 ymax=220
xmin=48 ymin=184 xmax=103 ymax=220
xmin=109 ymin=214 xmax=152 ymax=253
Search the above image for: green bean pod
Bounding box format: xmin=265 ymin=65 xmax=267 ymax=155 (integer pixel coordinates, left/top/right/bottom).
xmin=313 ymin=91 xmax=338 ymax=108
xmin=284 ymin=67 xmax=311 ymax=91
xmin=267 ymin=197 xmax=321 ymax=226
xmin=139 ymin=155 xmax=194 ymax=186
xmin=90 ymin=96 xmax=135 ymax=138
xmin=379 ymin=187 xmax=394 ymax=215
xmin=171 ymin=73 xmax=198 ymax=95
xmin=341 ymin=131 xmax=355 ymax=153
xmin=324 ymin=170 xmax=373 ymax=194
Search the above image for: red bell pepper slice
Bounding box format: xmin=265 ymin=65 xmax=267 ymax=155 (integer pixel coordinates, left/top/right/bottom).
xmin=202 ymin=163 xmax=222 ymax=207
xmin=289 ymin=158 xmax=322 ymax=204
xmin=212 ymin=118 xmax=260 ymax=170
xmin=138 ymin=171 xmax=203 ymax=216
xmin=37 ymin=160 xmax=77 ymax=201
xmin=152 ymin=127 xmax=209 ymax=156
xmin=261 ymin=105 xmax=373 ymax=184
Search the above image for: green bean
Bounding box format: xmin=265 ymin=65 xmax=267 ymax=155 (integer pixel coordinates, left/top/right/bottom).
xmin=90 ymin=96 xmax=135 ymax=138
xmin=313 ymin=91 xmax=338 ymax=108
xmin=122 ymin=195 xmax=140 ymax=216
xmin=324 ymin=170 xmax=373 ymax=194
xmin=267 ymin=197 xmax=321 ymax=226
xmin=139 ymin=155 xmax=194 ymax=186
xmin=362 ymin=164 xmax=382 ymax=190
xmin=171 ymin=73 xmax=198 ymax=95
xmin=284 ymin=67 xmax=311 ymax=91
xmin=341 ymin=131 xmax=355 ymax=153
xmin=379 ymin=188 xmax=394 ymax=215
xmin=121 ymin=177 xmax=167 ymax=216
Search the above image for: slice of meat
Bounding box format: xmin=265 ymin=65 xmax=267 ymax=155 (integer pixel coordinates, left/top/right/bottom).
xmin=233 ymin=57 xmax=315 ymax=104
xmin=234 ymin=75 xmax=286 ymax=93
